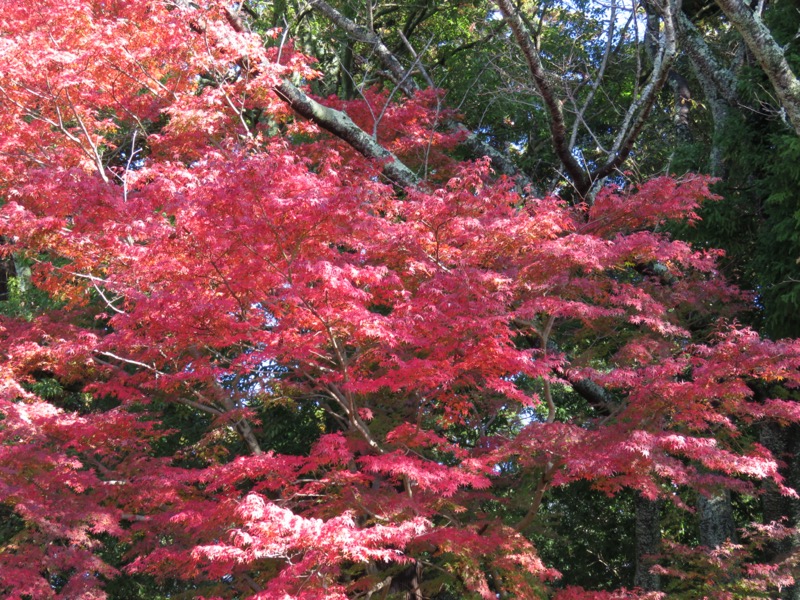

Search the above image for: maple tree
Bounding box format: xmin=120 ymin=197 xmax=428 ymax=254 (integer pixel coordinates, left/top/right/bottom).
xmin=1 ymin=1 xmax=800 ymax=599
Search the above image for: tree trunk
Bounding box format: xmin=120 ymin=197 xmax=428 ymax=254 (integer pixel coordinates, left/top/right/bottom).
xmin=698 ymin=490 xmax=736 ymax=548
xmin=669 ymin=70 xmax=693 ymax=142
xmin=763 ymin=423 xmax=800 ymax=600
xmin=678 ymin=10 xmax=737 ymax=177
xmin=12 ymin=255 xmax=30 ymax=295
xmin=634 ymin=494 xmax=661 ymax=591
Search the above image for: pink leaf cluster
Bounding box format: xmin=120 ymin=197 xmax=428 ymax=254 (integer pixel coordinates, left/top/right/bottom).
xmin=1 ymin=2 xmax=799 ymax=599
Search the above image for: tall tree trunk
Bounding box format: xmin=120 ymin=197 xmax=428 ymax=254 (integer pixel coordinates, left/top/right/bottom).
xmin=678 ymin=10 xmax=737 ymax=177
xmin=337 ymin=3 xmax=356 ymax=100
xmin=12 ymin=255 xmax=30 ymax=295
xmin=634 ymin=495 xmax=661 ymax=591
xmin=689 ymin=35 xmax=738 ymax=556
xmin=698 ymin=490 xmax=736 ymax=548
xmin=762 ymin=423 xmax=800 ymax=600
xmin=669 ymin=70 xmax=693 ymax=142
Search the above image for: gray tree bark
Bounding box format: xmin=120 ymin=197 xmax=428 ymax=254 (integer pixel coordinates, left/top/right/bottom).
xmin=715 ymin=0 xmax=800 ymax=135
xmin=495 ymin=0 xmax=677 ymax=198
xmin=678 ymin=11 xmax=738 ymax=176
xmin=274 ymin=81 xmax=419 ymax=188
xmin=634 ymin=495 xmax=661 ymax=591
xmin=698 ymin=490 xmax=736 ymax=548
xmin=761 ymin=423 xmax=800 ymax=600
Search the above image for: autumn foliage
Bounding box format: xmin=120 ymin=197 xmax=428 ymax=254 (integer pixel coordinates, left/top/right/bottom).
xmin=1 ymin=2 xmax=799 ymax=599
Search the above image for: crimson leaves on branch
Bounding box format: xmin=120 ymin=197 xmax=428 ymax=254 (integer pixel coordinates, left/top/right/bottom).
xmin=0 ymin=2 xmax=798 ymax=599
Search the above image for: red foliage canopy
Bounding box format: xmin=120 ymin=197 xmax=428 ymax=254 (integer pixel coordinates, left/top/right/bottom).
xmin=0 ymin=1 xmax=799 ymax=598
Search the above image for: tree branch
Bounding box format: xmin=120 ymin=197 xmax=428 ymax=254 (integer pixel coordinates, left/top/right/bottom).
xmin=282 ymin=4 xmax=536 ymax=191
xmin=222 ymin=6 xmax=419 ymax=189
xmin=495 ymin=0 xmax=592 ymax=195
xmin=274 ymin=80 xmax=419 ymax=188
xmin=515 ymin=462 xmax=556 ymax=532
xmin=714 ymin=0 xmax=800 ymax=135
xmin=307 ymin=0 xmax=417 ymax=96
xmin=592 ymin=0 xmax=678 ymax=182
xmin=456 ymin=122 xmax=537 ymax=192
xmin=568 ymin=0 xmax=618 ymax=151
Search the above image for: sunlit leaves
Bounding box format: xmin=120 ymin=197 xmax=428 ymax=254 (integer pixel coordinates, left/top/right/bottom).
xmin=1 ymin=2 xmax=800 ymax=599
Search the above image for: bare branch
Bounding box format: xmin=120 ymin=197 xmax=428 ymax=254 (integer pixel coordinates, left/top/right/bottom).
xmin=274 ymin=80 xmax=419 ymax=188
xmin=221 ymin=6 xmax=419 ymax=188
xmin=495 ymin=0 xmax=592 ymax=195
xmin=120 ymin=513 xmax=151 ymax=522
xmin=92 ymin=284 xmax=125 ymax=315
xmin=62 ymin=89 xmax=110 ymax=183
xmin=177 ymin=396 xmax=224 ymax=416
xmin=569 ymin=0 xmax=617 ymax=150
xmin=98 ymin=351 xmax=164 ymax=375
xmin=593 ymin=0 xmax=678 ymax=181
xmin=515 ymin=461 xmax=556 ymax=532
xmin=0 ymin=81 xmax=110 ymax=183
xmin=307 ymin=0 xmax=417 ymax=96
xmin=714 ymin=0 xmax=800 ymax=135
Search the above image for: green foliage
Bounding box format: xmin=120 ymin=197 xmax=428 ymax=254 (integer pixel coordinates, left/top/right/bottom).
xmin=0 ymin=504 xmax=24 ymax=547
xmin=531 ymin=483 xmax=636 ymax=591
xmin=0 ymin=267 xmax=61 ymax=320
xmin=678 ymin=116 xmax=800 ymax=338
xmin=757 ymin=134 xmax=800 ymax=338
xmin=26 ymin=377 xmax=95 ymax=413
xmin=255 ymin=397 xmax=326 ymax=455
xmin=97 ymin=535 xmax=212 ymax=600
xmin=670 ymin=1 xmax=800 ymax=337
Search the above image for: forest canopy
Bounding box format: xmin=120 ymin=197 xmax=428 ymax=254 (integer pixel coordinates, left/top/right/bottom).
xmin=1 ymin=0 xmax=800 ymax=598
